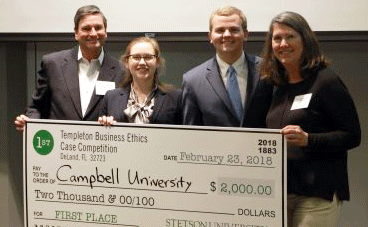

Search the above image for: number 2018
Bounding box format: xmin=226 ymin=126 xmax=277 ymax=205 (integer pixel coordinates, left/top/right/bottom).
xmin=258 ymin=139 xmax=277 ymax=146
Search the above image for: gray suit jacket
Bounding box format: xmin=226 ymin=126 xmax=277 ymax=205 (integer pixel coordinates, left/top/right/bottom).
xmin=99 ymin=85 xmax=182 ymax=125
xmin=26 ymin=47 xmax=123 ymax=121
xmin=182 ymin=54 xmax=272 ymax=127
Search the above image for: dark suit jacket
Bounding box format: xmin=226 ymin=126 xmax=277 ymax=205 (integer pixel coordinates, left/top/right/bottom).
xmin=26 ymin=47 xmax=123 ymax=121
xmin=99 ymin=85 xmax=182 ymax=125
xmin=182 ymin=54 xmax=273 ymax=128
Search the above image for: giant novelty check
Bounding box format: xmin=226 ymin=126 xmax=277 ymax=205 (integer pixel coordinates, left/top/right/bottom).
xmin=24 ymin=119 xmax=287 ymax=227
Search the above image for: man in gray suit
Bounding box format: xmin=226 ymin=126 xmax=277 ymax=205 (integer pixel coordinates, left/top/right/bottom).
xmin=182 ymin=6 xmax=272 ymax=127
xmin=15 ymin=5 xmax=123 ymax=131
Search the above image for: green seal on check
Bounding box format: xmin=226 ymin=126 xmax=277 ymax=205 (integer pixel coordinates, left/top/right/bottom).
xmin=33 ymin=130 xmax=54 ymax=155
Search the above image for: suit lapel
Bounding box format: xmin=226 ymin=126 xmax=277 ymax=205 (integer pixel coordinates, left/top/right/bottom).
xmin=61 ymin=48 xmax=83 ymax=119
xmin=85 ymin=54 xmax=117 ymax=118
xmin=150 ymin=89 xmax=165 ymax=123
xmin=244 ymin=54 xmax=260 ymax=114
xmin=239 ymin=54 xmax=261 ymax=126
xmin=205 ymin=59 xmax=235 ymax=114
xmin=117 ymin=87 xmax=130 ymax=122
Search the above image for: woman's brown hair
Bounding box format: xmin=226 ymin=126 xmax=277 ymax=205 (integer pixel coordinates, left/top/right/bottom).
xmin=260 ymin=11 xmax=329 ymax=85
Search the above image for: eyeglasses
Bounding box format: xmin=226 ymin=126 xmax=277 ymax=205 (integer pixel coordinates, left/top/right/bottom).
xmin=128 ymin=54 xmax=157 ymax=62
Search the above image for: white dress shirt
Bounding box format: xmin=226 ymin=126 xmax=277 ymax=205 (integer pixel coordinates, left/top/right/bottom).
xmin=216 ymin=52 xmax=248 ymax=107
xmin=78 ymin=47 xmax=104 ymax=116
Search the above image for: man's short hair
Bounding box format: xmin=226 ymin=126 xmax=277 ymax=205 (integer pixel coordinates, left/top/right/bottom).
xmin=74 ymin=5 xmax=107 ymax=30
xmin=209 ymin=6 xmax=247 ymax=32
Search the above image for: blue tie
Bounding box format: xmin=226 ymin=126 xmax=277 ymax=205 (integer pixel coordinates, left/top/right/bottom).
xmin=227 ymin=66 xmax=243 ymax=120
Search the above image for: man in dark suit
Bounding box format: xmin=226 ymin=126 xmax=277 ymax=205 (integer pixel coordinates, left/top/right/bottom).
xmin=182 ymin=6 xmax=272 ymax=128
xmin=15 ymin=5 xmax=122 ymax=131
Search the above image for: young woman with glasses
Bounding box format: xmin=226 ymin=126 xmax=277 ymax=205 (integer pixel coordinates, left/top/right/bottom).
xmin=98 ymin=37 xmax=181 ymax=125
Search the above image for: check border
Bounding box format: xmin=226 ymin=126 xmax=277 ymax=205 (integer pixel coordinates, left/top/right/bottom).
xmin=24 ymin=119 xmax=286 ymax=226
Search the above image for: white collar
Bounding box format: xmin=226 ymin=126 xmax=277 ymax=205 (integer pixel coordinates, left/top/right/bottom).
xmin=77 ymin=46 xmax=104 ymax=65
xmin=216 ymin=52 xmax=245 ymax=77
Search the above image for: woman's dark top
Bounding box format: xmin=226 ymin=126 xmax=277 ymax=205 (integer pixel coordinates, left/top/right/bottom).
xmin=100 ymin=85 xmax=182 ymax=125
xmin=266 ymin=68 xmax=361 ymax=201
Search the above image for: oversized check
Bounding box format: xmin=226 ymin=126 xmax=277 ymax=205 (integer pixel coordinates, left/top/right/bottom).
xmin=24 ymin=119 xmax=287 ymax=227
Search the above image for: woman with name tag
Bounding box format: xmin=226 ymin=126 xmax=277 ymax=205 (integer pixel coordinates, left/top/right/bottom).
xmin=260 ymin=12 xmax=361 ymax=227
xmin=98 ymin=37 xmax=181 ymax=125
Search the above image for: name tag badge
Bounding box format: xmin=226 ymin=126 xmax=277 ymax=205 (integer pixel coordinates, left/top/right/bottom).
xmin=95 ymin=81 xmax=116 ymax=95
xmin=290 ymin=93 xmax=312 ymax=110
